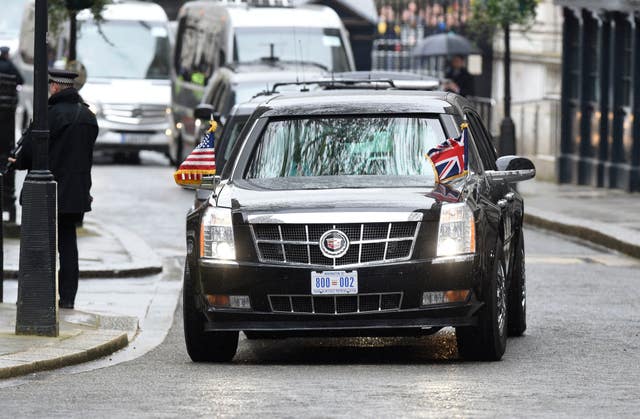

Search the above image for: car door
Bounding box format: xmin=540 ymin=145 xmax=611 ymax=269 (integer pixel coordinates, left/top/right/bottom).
xmin=466 ymin=110 xmax=516 ymax=274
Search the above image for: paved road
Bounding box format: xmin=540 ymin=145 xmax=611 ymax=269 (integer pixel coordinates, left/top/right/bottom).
xmin=1 ymin=158 xmax=639 ymax=417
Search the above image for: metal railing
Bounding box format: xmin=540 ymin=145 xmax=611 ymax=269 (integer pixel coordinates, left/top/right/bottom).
xmin=372 ymin=39 xmax=448 ymax=77
xmin=511 ymin=96 xmax=561 ymax=159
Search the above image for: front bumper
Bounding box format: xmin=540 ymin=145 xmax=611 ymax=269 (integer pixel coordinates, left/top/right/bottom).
xmin=195 ymin=256 xmax=482 ymax=333
xmin=94 ymin=119 xmax=171 ymax=153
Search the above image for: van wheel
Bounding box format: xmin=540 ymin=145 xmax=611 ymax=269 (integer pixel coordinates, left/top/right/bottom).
xmin=174 ymin=134 xmax=184 ymax=169
xmin=114 ymin=151 xmax=140 ymax=165
xmin=456 ymin=243 xmax=508 ymax=361
xmin=183 ymin=261 xmax=238 ymax=362
xmin=508 ymin=230 xmax=526 ymax=336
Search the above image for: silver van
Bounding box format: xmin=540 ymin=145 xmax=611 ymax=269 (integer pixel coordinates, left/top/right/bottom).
xmin=171 ymin=0 xmax=355 ymax=163
xmin=17 ymin=1 xmax=173 ymax=163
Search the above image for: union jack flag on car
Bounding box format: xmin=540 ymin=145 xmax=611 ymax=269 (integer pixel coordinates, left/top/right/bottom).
xmin=426 ymin=123 xmax=468 ymax=183
xmin=174 ymin=122 xmax=217 ymax=186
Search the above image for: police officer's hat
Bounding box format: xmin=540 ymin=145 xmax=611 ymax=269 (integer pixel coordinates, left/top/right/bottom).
xmin=48 ymin=69 xmax=78 ymax=86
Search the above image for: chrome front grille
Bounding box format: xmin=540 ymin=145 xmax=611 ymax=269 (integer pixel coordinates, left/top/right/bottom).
xmin=251 ymin=222 xmax=420 ymax=267
xmin=102 ymin=104 xmax=168 ymax=125
xmin=268 ymin=293 xmax=403 ymax=314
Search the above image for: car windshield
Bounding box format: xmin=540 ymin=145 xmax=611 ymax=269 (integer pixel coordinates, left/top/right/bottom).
xmin=234 ymin=28 xmax=350 ymax=72
xmin=0 ymin=0 xmax=26 ymax=37
xmin=77 ymin=20 xmax=171 ymax=79
xmin=245 ymin=116 xmax=445 ymax=187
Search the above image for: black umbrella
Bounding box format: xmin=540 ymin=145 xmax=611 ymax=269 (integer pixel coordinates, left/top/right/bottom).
xmin=412 ymin=32 xmax=480 ymax=57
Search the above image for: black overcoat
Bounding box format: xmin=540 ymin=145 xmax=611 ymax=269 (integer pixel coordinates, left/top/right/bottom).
xmin=16 ymin=88 xmax=98 ymax=214
xmin=0 ymin=57 xmax=24 ymax=85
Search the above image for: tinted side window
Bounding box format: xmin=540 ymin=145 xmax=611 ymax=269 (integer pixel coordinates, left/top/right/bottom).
xmin=467 ymin=112 xmax=497 ymax=170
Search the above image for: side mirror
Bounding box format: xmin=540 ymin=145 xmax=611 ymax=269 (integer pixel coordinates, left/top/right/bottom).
xmin=194 ymin=104 xmax=221 ymax=123
xmin=496 ymin=155 xmax=535 ymax=172
xmin=486 ymin=156 xmax=536 ymax=183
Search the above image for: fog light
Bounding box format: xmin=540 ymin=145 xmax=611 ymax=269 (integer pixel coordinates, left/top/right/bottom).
xmin=422 ymin=292 xmax=445 ymax=305
xmin=165 ymin=128 xmax=172 ymax=136
xmin=422 ymin=290 xmax=470 ymax=305
xmin=206 ymin=294 xmax=251 ymax=309
xmin=229 ymin=295 xmax=251 ymax=309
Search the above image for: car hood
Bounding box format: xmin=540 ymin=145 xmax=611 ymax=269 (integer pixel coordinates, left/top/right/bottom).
xmin=217 ymin=179 xmax=464 ymax=222
xmin=80 ymin=78 xmax=170 ymax=106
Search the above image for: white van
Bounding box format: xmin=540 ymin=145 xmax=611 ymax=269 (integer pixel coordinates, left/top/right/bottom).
xmin=0 ymin=0 xmax=28 ymax=57
xmin=17 ymin=1 xmax=173 ymax=163
xmin=171 ymin=0 xmax=355 ymax=162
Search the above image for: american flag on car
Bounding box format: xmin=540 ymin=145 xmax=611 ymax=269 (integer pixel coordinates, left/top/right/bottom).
xmin=426 ymin=122 xmax=468 ymax=183
xmin=173 ymin=122 xmax=217 ymax=186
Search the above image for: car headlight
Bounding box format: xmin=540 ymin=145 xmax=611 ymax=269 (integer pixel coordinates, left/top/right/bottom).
xmin=200 ymin=206 xmax=235 ymax=260
xmin=436 ymin=202 xmax=476 ymax=257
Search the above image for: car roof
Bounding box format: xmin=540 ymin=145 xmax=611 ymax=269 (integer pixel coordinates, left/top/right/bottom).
xmin=257 ymin=90 xmax=466 ymax=116
xmin=227 ymin=5 xmax=343 ymax=29
xmin=180 ymin=2 xmax=343 ymax=29
xmin=78 ymin=1 xmax=168 ymax=22
xmin=221 ymin=63 xmax=327 ymax=82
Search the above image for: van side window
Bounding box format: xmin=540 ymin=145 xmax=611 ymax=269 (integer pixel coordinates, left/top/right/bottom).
xmin=174 ymin=17 xmax=195 ymax=81
xmin=175 ymin=15 xmax=217 ymax=86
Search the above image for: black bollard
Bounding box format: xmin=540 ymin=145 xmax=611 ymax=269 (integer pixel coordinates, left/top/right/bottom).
xmin=0 ymin=173 xmax=3 ymax=303
xmin=15 ymin=0 xmax=59 ymax=337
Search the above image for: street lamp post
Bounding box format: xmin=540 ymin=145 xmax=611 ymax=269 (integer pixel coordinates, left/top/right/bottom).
xmin=15 ymin=0 xmax=59 ymax=337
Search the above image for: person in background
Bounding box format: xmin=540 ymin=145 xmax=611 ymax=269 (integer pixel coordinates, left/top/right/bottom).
xmin=12 ymin=69 xmax=98 ymax=309
xmin=444 ymin=55 xmax=475 ymax=97
xmin=0 ymin=46 xmax=24 ymax=85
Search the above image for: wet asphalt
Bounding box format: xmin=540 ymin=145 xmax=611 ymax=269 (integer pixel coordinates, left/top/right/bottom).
xmin=0 ymin=154 xmax=638 ymax=417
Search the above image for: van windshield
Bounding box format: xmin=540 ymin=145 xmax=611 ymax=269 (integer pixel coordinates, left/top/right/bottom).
xmin=234 ymin=28 xmax=350 ymax=72
xmin=77 ymin=20 xmax=171 ymax=80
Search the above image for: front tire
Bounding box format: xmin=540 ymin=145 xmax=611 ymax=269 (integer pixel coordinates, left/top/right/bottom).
xmin=456 ymin=244 xmax=508 ymax=361
xmin=508 ymin=230 xmax=527 ymax=336
xmin=183 ymin=261 xmax=238 ymax=362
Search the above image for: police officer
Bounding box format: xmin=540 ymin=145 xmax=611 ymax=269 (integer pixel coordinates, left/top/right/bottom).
xmin=0 ymin=46 xmax=24 ymax=85
xmin=12 ymin=69 xmax=98 ymax=309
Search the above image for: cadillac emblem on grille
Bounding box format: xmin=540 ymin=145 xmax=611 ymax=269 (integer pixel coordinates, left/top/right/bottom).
xmin=319 ymin=229 xmax=350 ymax=258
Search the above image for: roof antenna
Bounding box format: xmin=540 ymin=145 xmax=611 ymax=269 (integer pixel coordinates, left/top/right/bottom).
xmin=292 ymin=24 xmax=300 ymax=84
xmin=299 ymin=39 xmax=307 ymax=91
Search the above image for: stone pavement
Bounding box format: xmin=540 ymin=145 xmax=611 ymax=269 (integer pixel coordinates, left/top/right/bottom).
xmin=3 ymin=217 xmax=163 ymax=278
xmin=520 ymin=179 xmax=640 ymax=259
xmin=0 ymin=216 xmax=166 ymax=380
xmin=0 ymin=304 xmax=136 ymax=379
